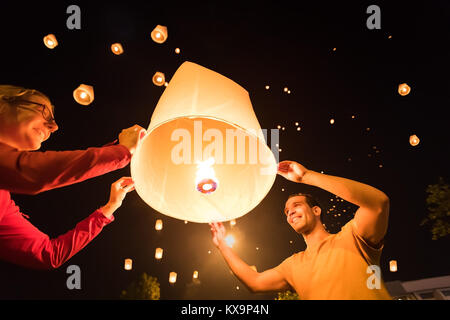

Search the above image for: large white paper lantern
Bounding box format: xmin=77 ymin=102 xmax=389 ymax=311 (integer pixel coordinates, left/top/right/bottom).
xmin=131 ymin=62 xmax=277 ymax=223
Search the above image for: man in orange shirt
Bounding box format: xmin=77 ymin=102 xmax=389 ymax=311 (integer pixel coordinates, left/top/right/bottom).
xmin=210 ymin=160 xmax=392 ymax=299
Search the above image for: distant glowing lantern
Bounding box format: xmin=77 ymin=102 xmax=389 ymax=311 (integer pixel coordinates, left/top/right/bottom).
xmin=398 ymin=83 xmax=411 ymax=96
xmin=43 ymin=34 xmax=58 ymax=49
xmin=111 ymin=43 xmax=124 ymax=55
xmin=287 ymin=90 xmax=291 ymax=94
xmin=283 ymin=87 xmax=288 ymax=92
xmin=330 ymin=119 xmax=335 ymax=124
xmin=151 ymin=25 xmax=168 ymax=43
xmin=265 ymin=85 xmax=270 ymax=90
xmin=124 ymin=258 xmax=132 ymax=270
xmin=250 ymin=265 xmax=257 ymax=272
xmin=295 ymin=122 xmax=299 ymax=126
xmin=73 ymin=84 xmax=94 ymax=106
xmin=164 ymin=82 xmax=169 ymax=87
xmin=390 ymin=260 xmax=398 ymax=272
xmin=193 ymin=271 xmax=199 ymax=279
xmin=131 ymin=61 xmax=277 ymax=223
xmin=175 ymin=48 xmax=181 ymax=54
xmin=169 ymin=272 xmax=177 ymax=284
xmin=155 ymin=248 xmax=163 ymax=260
xmin=409 ymin=134 xmax=420 ymax=146
xmin=152 ymin=72 xmax=165 ymax=86
xmin=155 ymin=219 xmax=163 ymax=231
xmin=230 ymin=219 xmax=236 ymax=227
xmin=296 ymin=127 xmax=301 ymax=131
xmin=332 ymin=47 xmax=336 ymax=51
xmin=225 ymin=234 xmax=235 ymax=248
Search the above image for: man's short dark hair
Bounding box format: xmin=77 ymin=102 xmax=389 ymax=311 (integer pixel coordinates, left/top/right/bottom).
xmin=287 ymin=193 xmax=325 ymax=224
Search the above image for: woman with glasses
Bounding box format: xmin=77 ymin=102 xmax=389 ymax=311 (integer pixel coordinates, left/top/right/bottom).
xmin=0 ymin=85 xmax=146 ymax=269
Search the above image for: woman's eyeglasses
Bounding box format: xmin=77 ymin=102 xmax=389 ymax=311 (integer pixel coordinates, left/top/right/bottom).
xmin=13 ymin=99 xmax=56 ymax=123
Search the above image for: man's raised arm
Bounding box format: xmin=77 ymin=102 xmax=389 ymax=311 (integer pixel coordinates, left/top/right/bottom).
xmin=210 ymin=222 xmax=290 ymax=293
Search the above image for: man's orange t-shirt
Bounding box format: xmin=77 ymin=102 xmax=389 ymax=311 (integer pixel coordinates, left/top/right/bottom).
xmin=274 ymin=219 xmax=392 ymax=300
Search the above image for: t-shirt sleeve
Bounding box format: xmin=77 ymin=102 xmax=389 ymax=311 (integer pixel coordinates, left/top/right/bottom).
xmin=341 ymin=219 xmax=384 ymax=266
xmin=273 ymin=254 xmax=295 ymax=288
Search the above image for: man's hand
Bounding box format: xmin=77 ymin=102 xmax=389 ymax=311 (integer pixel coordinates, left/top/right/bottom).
xmin=101 ymin=177 xmax=135 ymax=218
xmin=118 ymin=124 xmax=147 ymax=155
xmin=277 ymin=160 xmax=308 ymax=183
xmin=209 ymin=222 xmax=226 ymax=248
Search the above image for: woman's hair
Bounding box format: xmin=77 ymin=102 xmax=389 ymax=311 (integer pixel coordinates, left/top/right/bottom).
xmin=0 ymin=85 xmax=51 ymax=114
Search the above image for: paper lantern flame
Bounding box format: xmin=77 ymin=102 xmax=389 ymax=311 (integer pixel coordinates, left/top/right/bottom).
xmin=131 ymin=62 xmax=277 ymax=223
xmin=43 ymin=34 xmax=58 ymax=49
xmin=195 ymin=157 xmax=218 ymax=194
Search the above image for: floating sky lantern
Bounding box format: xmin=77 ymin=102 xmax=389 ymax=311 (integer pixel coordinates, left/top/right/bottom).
xmin=169 ymin=272 xmax=177 ymax=284
xmin=398 ymin=83 xmax=411 ymax=96
xmin=155 ymin=248 xmax=163 ymax=260
xmin=390 ymin=260 xmax=398 ymax=272
xmin=73 ymin=84 xmax=94 ymax=105
xmin=409 ymin=134 xmax=420 ymax=146
xmin=131 ymin=61 xmax=277 ymax=223
xmin=152 ymin=72 xmax=165 ymax=86
xmin=164 ymin=82 xmax=169 ymax=87
xmin=43 ymin=34 xmax=58 ymax=49
xmin=111 ymin=43 xmax=124 ymax=55
xmin=265 ymin=85 xmax=270 ymax=90
xmin=124 ymin=258 xmax=132 ymax=270
xmin=283 ymin=87 xmax=288 ymax=92
xmin=193 ymin=271 xmax=199 ymax=279
xmin=330 ymin=119 xmax=335 ymax=124
xmin=155 ymin=219 xmax=163 ymax=231
xmin=151 ymin=25 xmax=168 ymax=43
xmin=175 ymin=48 xmax=180 ymax=54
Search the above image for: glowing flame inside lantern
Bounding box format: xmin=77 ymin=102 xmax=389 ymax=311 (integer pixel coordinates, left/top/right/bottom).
xmin=195 ymin=157 xmax=218 ymax=194
xmin=409 ymin=134 xmax=420 ymax=146
xmin=124 ymin=258 xmax=132 ymax=270
xmin=155 ymin=248 xmax=163 ymax=260
xmin=398 ymin=83 xmax=411 ymax=96
xmin=155 ymin=219 xmax=163 ymax=230
xmin=390 ymin=260 xmax=398 ymax=272
xmin=43 ymin=34 xmax=58 ymax=49
xmin=169 ymin=272 xmax=177 ymax=284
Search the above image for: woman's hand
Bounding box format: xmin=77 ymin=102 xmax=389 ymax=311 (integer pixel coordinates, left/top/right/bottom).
xmin=277 ymin=161 xmax=309 ymax=183
xmin=118 ymin=124 xmax=147 ymax=155
xmin=209 ymin=222 xmax=226 ymax=248
xmin=101 ymin=177 xmax=135 ymax=218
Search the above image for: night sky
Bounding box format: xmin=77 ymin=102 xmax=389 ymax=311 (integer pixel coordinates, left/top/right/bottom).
xmin=0 ymin=1 xmax=449 ymax=299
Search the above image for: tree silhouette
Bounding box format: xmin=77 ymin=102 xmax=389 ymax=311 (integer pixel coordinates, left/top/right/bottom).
xmin=421 ymin=177 xmax=450 ymax=240
xmin=120 ymin=272 xmax=160 ymax=300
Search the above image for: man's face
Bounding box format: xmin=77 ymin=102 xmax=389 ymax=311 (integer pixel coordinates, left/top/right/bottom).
xmin=284 ymin=195 xmax=317 ymax=234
